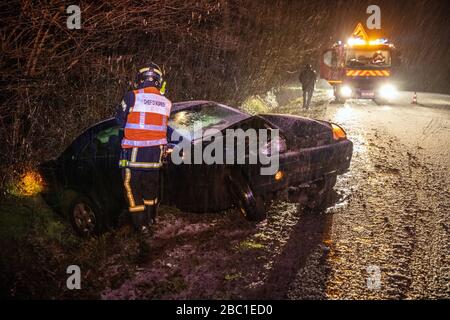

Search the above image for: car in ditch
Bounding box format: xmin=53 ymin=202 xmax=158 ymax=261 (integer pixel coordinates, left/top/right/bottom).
xmin=39 ymin=101 xmax=353 ymax=236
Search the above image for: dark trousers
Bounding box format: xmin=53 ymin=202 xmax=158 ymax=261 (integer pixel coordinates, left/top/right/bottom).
xmin=302 ymin=85 xmax=314 ymax=109
xmin=122 ymin=168 xmax=160 ymax=230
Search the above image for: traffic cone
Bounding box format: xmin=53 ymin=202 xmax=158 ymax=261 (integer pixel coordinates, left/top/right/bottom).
xmin=412 ymin=92 xmax=417 ymax=104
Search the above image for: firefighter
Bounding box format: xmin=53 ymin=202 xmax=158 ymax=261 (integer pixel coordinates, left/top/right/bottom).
xmin=115 ymin=62 xmax=172 ymax=234
xmin=299 ymin=64 xmax=317 ymax=109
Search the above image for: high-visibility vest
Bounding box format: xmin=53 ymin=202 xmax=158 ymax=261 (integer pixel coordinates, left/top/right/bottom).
xmin=122 ymin=87 xmax=172 ymax=148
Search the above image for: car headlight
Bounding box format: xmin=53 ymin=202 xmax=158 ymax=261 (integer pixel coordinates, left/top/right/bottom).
xmin=331 ymin=123 xmax=347 ymax=141
xmin=260 ymin=136 xmax=287 ymax=156
xmin=340 ymin=85 xmax=352 ymax=98
xmin=378 ymin=84 xmax=397 ymax=99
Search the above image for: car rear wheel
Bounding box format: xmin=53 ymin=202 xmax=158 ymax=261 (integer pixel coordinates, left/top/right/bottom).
xmin=228 ymin=174 xmax=267 ymax=222
xmin=69 ymin=195 xmax=102 ymax=237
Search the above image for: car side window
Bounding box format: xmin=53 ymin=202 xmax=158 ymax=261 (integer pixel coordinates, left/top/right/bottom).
xmin=79 ymin=126 xmax=121 ymax=160
xmin=95 ymin=126 xmax=121 ymax=158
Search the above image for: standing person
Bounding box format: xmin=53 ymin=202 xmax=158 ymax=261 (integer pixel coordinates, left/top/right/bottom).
xmin=299 ymin=64 xmax=317 ymax=109
xmin=115 ymin=62 xmax=172 ymax=234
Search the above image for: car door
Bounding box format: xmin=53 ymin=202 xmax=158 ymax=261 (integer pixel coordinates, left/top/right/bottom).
xmin=92 ymin=126 xmax=123 ymax=210
xmin=75 ymin=125 xmax=123 ymax=213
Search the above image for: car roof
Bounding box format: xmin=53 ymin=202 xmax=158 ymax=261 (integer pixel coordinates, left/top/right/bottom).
xmin=93 ymin=100 xmax=249 ymax=129
xmin=73 ymin=100 xmax=249 ymax=144
xmin=172 ymin=100 xmax=248 ymax=116
xmin=62 ymin=101 xmax=255 ymax=157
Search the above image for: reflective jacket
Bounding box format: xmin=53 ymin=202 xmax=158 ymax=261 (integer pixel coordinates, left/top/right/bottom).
xmin=120 ymin=87 xmax=172 ymax=148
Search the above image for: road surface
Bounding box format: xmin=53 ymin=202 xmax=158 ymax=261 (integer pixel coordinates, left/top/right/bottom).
xmin=102 ymin=87 xmax=450 ymax=299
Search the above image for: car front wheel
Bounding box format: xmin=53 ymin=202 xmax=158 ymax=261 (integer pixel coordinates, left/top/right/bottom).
xmin=227 ymin=174 xmax=267 ymax=222
xmin=305 ymin=174 xmax=338 ymax=213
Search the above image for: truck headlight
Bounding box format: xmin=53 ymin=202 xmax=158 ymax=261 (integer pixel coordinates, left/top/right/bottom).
xmin=340 ymin=85 xmax=352 ymax=98
xmin=378 ymin=84 xmax=397 ymax=99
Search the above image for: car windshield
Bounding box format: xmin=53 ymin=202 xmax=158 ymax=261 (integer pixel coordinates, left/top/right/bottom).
xmin=345 ymin=48 xmax=391 ymax=67
xmin=169 ymin=103 xmax=248 ymax=140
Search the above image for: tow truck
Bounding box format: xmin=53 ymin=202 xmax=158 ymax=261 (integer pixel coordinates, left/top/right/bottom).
xmin=320 ymin=23 xmax=401 ymax=103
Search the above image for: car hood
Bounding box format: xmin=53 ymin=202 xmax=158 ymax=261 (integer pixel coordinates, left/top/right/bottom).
xmin=257 ymin=113 xmax=334 ymax=148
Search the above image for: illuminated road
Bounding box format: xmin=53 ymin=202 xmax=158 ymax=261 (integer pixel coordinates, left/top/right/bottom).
xmin=276 ymin=89 xmax=450 ymax=299
xmin=102 ymin=88 xmax=450 ymax=300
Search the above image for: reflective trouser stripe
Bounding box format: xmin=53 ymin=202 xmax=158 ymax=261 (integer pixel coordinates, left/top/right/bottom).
xmin=129 ymin=205 xmax=145 ymax=213
xmin=123 ymin=168 xmax=135 ymax=207
xmin=131 ymin=147 xmax=138 ymax=162
xmin=143 ymin=198 xmax=158 ymax=206
xmin=129 ymin=162 xmax=162 ymax=168
xmin=122 ymin=138 xmax=167 ymax=147
xmin=119 ymin=160 xmax=162 ymax=168
xmin=119 ymin=146 xmax=163 ymax=168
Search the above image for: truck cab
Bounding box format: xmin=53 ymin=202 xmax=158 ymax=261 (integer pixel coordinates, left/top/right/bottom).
xmin=320 ymin=24 xmax=400 ymax=103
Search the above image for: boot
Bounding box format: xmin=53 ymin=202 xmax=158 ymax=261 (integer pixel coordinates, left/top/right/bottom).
xmin=131 ymin=212 xmax=146 ymax=232
xmin=146 ymin=205 xmax=157 ymax=227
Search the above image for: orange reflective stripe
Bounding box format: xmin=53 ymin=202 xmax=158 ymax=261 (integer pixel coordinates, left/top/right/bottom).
xmin=129 ymin=205 xmax=145 ymax=213
xmin=126 ymin=113 xmax=166 ymax=126
xmin=124 ymin=168 xmax=135 ymax=207
xmin=124 ymin=128 xmax=167 ymax=139
xmin=133 ymin=87 xmax=161 ymax=95
xmin=143 ymin=198 xmax=158 ymax=206
xmin=346 ymin=69 xmax=390 ymax=77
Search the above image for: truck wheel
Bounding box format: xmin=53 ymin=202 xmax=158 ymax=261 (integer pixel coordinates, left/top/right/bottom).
xmin=333 ymin=86 xmax=346 ymax=104
xmin=373 ymin=98 xmax=389 ymax=105
xmin=335 ymin=94 xmax=346 ymax=104
xmin=69 ymin=195 xmax=103 ymax=237
xmin=227 ymin=174 xmax=267 ymax=222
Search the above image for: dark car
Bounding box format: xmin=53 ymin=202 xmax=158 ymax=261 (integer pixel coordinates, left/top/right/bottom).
xmin=39 ymin=101 xmax=353 ymax=236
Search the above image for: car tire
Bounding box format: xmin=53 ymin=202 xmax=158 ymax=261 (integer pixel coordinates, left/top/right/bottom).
xmin=68 ymin=195 xmax=103 ymax=237
xmin=305 ymin=174 xmax=338 ymax=213
xmin=227 ymin=174 xmax=267 ymax=222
